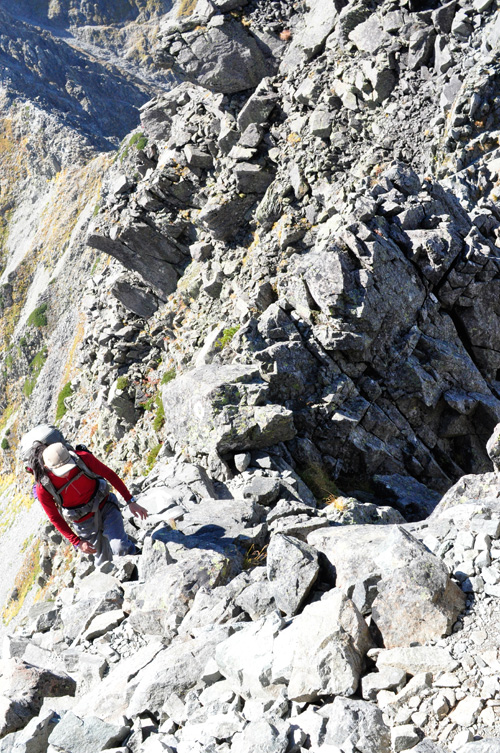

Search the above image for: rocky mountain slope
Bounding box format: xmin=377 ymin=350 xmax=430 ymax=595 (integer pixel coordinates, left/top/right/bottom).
xmin=2 ymin=0 xmax=500 ymax=751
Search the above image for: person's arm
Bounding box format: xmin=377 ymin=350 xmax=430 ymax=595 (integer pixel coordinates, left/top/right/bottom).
xmin=81 ymin=452 xmax=148 ymax=519
xmin=36 ymin=484 xmax=81 ymax=547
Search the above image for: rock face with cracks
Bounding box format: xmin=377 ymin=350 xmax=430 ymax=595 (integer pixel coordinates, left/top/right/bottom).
xmin=6 ymin=0 xmax=500 ymax=752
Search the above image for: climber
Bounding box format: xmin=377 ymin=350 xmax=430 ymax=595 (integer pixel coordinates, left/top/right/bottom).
xmin=30 ymin=442 xmax=148 ymax=565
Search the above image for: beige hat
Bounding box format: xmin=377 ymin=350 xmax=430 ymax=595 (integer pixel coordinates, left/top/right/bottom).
xmin=42 ymin=443 xmax=77 ymax=477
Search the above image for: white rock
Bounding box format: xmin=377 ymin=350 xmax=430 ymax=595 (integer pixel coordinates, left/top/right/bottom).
xmin=82 ymin=609 xmax=126 ymax=642
xmin=288 ymin=706 xmax=326 ymax=748
xmin=451 ymin=729 xmax=473 ymax=749
xmin=481 ymin=676 xmax=500 ymax=698
xmin=481 ymin=566 xmax=500 ymax=584
xmin=449 ymin=697 xmax=483 ymax=727
xmin=377 ymin=647 xmax=458 ymax=675
xmin=434 ymin=673 xmax=460 ymax=687
xmin=377 ymin=690 xmax=397 ymax=709
xmin=411 ymin=711 xmax=428 ymax=727
xmin=456 ymin=532 xmax=475 ymax=550
xmin=479 ymin=706 xmax=496 ymax=726
xmin=361 ymin=666 xmax=407 ymax=701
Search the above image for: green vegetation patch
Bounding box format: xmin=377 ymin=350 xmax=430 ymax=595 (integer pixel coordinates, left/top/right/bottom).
xmin=103 ymin=439 xmax=114 ymax=456
xmin=153 ymin=395 xmax=165 ymax=432
xmin=116 ymin=376 xmax=129 ymax=391
xmin=27 ymin=303 xmax=48 ymax=328
xmin=161 ymin=367 xmax=176 ymax=385
xmin=139 ymin=395 xmax=155 ymax=411
xmin=216 ymin=326 xmax=240 ymax=350
xmin=146 ymin=442 xmax=162 ymax=471
xmin=55 ymin=381 xmax=73 ymax=422
xmin=1 ymin=438 xmax=9 ymax=450
xmin=118 ymin=132 xmax=149 ymax=163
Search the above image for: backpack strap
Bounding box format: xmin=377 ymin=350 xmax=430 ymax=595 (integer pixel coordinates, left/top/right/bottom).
xmin=71 ymin=453 xmax=101 ymax=481
xmin=40 ymin=452 xmax=103 ymax=509
xmin=40 ymin=475 xmax=63 ymax=507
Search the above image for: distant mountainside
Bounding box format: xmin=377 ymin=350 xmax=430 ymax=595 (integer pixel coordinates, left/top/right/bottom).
xmin=0 ymin=0 xmax=173 ymax=26
xmin=0 ymin=5 xmax=158 ymax=150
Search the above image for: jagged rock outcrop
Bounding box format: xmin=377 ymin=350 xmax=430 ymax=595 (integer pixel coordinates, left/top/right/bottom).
xmin=77 ymin=0 xmax=500 ymax=498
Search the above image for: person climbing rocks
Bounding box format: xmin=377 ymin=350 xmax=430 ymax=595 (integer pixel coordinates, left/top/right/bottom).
xmin=30 ymin=442 xmax=148 ymax=564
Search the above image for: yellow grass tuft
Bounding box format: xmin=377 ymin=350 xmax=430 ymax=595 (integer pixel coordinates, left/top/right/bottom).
xmin=177 ymin=0 xmax=198 ymax=17
xmin=2 ymin=537 xmax=41 ymax=625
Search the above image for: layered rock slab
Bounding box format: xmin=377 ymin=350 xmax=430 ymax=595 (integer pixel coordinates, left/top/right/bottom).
xmin=161 ymin=364 xmax=295 ymax=456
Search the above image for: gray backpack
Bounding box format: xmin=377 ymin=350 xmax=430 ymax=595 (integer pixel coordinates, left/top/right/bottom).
xmin=21 ymin=424 xmax=109 ymax=518
xmin=20 ymin=424 xmax=69 ymax=466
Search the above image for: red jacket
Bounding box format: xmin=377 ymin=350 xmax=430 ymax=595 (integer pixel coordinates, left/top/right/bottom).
xmin=36 ymin=451 xmax=132 ymax=547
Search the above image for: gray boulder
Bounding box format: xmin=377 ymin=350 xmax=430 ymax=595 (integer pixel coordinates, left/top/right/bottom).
xmin=139 ymin=525 xmax=244 ymax=583
xmin=280 ymin=0 xmax=338 ymax=71
xmin=431 ymin=471 xmax=500 ymax=518
xmin=176 ymin=497 xmax=266 ymax=538
xmin=156 ymin=17 xmax=271 ymax=94
xmin=48 ymin=712 xmax=129 ymax=753
xmin=242 ymin=476 xmax=280 ymax=506
xmin=233 ymin=568 xmax=277 ymax=620
xmin=413 ymin=740 xmax=449 ymax=753
xmin=110 ymin=279 xmax=159 ymax=319
xmin=408 ymin=28 xmax=436 ymax=71
xmin=361 ymin=667 xmax=407 ymax=702
xmin=272 ymin=591 xmax=372 ymax=702
xmin=266 ymin=534 xmax=319 ymax=616
xmin=348 ymin=16 xmax=392 ymax=54
xmin=72 ymin=641 xmax=163 ymax=723
xmin=107 ymin=378 xmax=137 ymax=428
xmin=0 ymin=660 xmax=76 ymax=738
xmin=178 ymin=566 xmax=274 ymax=634
xmin=59 ymin=572 xmax=124 ymax=642
xmin=460 ymin=742 xmax=500 ymax=753
xmin=127 ymin=626 xmax=233 ymax=716
xmin=323 ymin=497 xmax=406 ymax=526
xmin=3 ymin=709 xmax=57 ymax=753
xmin=25 ymin=603 xmax=58 ymax=634
xmin=432 ymin=1 xmax=457 ymax=33
xmin=129 ymin=550 xmax=234 ymax=635
xmin=376 ymin=646 xmax=459 ymax=675
xmin=237 ymin=81 xmax=279 ymax=133
xmin=234 ymin=164 xmax=274 ymax=194
xmin=308 ymin=525 xmax=465 ymax=647
xmin=486 ymin=422 xmax=500 ymax=470
xmin=197 ymin=193 xmax=256 ymax=241
xmin=215 ymin=611 xmax=285 ymax=702
xmin=161 ymin=364 xmax=295 ymax=456
xmin=82 ymin=609 xmax=126 ymax=642
xmin=321 ymin=697 xmax=391 ymax=753
xmin=87 ymin=221 xmax=185 ymax=301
